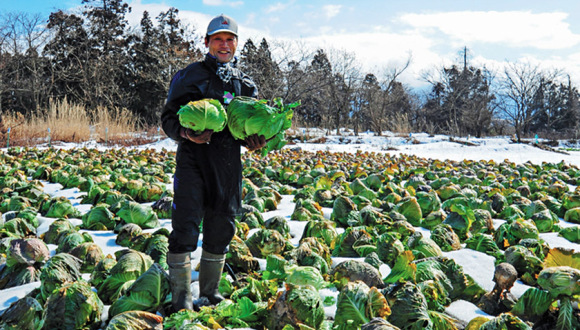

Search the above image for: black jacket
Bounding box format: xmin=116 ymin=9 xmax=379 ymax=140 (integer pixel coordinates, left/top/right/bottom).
xmin=162 ymin=53 xmax=258 ymax=141
xmin=161 ymin=54 xmax=258 ymax=215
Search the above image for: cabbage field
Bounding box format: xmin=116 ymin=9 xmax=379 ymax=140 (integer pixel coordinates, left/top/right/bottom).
xmin=1 ymin=138 xmax=580 ymax=329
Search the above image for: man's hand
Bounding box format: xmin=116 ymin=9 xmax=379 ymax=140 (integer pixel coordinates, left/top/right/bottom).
xmin=245 ymin=134 xmax=266 ymax=151
xmin=180 ymin=128 xmax=213 ymax=144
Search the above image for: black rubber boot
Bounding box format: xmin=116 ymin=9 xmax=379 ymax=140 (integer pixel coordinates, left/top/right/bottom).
xmin=168 ymin=252 xmax=193 ymax=312
xmin=198 ymin=249 xmax=225 ymax=305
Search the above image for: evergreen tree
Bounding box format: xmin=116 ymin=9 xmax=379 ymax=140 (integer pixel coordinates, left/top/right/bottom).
xmin=44 ymin=10 xmax=91 ymax=106
xmin=239 ymin=38 xmax=283 ymax=100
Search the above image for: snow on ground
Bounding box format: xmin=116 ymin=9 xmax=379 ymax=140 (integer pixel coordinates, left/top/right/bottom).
xmin=3 ymin=131 xmax=580 ymax=326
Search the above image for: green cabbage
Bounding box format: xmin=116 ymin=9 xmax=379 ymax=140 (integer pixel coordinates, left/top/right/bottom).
xmin=117 ymin=201 xmax=160 ymax=229
xmin=285 ymin=265 xmax=326 ymax=290
xmin=0 ymin=296 xmax=44 ymax=330
xmin=43 ymin=219 xmax=76 ymax=245
xmin=177 ymin=98 xmax=227 ymax=132
xmin=227 ymin=96 xmax=297 ymax=155
xmin=246 ymin=228 xmax=287 ymax=258
xmin=267 ymin=284 xmax=325 ymax=330
xmin=39 ymin=253 xmax=83 ymax=301
xmin=106 ymin=311 xmax=163 ymax=330
xmin=97 ymin=249 xmax=154 ymax=304
xmin=334 ymin=281 xmax=390 ymax=330
xmin=108 ymin=263 xmax=170 ymax=318
xmin=69 ymin=242 xmax=105 ymax=273
xmin=82 ymin=204 xmax=116 ymax=230
xmin=42 ymin=280 xmax=104 ymax=330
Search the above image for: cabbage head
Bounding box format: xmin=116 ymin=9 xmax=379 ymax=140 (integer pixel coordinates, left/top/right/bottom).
xmin=226 ymin=235 xmax=260 ymax=273
xmin=43 ymin=219 xmax=76 ymax=244
xmin=267 ymin=284 xmax=325 ymax=330
xmin=6 ymin=237 xmax=49 ymax=267
xmin=395 ymin=197 xmax=422 ymax=226
xmin=331 ymin=195 xmax=361 ymax=227
xmin=423 ymin=209 xmax=447 ymax=229
xmin=264 ymin=215 xmax=291 ymax=239
xmin=108 ymin=263 xmax=170 ymax=318
xmin=82 ymin=204 xmax=116 ymax=230
xmin=388 ymin=282 xmax=431 ymax=329
xmin=227 ymin=96 xmax=295 ymax=141
xmin=117 ymin=201 xmax=160 ymax=229
xmin=56 ymin=231 xmax=94 ymax=254
xmin=334 ymin=281 xmax=391 ymax=330
xmin=227 ymin=96 xmax=297 ymax=155
xmin=564 ymin=207 xmax=580 ymax=223
xmin=376 ymin=232 xmax=405 ymax=267
xmin=116 ymin=223 xmax=143 ymax=247
xmin=177 ymin=98 xmax=227 ymax=132
xmin=151 ymin=196 xmax=172 ymax=219
xmin=416 ymin=191 xmax=441 ymax=215
xmin=42 ymin=280 xmax=104 ymax=330
xmin=39 ymin=253 xmax=83 ymax=301
xmin=0 ymin=296 xmax=44 ymax=330
xmin=246 ymin=228 xmax=287 ymax=258
xmin=333 ymin=227 xmax=374 ymax=258
xmin=1 ymin=218 xmax=36 ymax=238
xmin=106 ymin=311 xmax=163 ymax=330
xmin=69 ymin=242 xmax=105 ymax=273
xmin=285 ymin=237 xmax=331 ymax=275
xmin=285 ymin=265 xmax=326 ymax=290
xmin=90 ymin=254 xmax=117 ymax=289
xmin=537 ymin=266 xmax=580 ymax=298
xmin=406 ymin=232 xmax=443 ymax=259
xmin=331 ymin=259 xmax=385 ymax=290
xmin=97 ymin=249 xmax=154 ymax=304
xmin=430 ymin=224 xmax=461 ymax=252
xmin=0 ymin=263 xmax=40 ymax=290
xmin=300 ymin=220 xmax=338 ymax=249
xmin=44 ymin=197 xmax=81 ymax=219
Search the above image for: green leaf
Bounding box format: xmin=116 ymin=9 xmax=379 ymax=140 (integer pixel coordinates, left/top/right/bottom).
xmin=511 ymin=287 xmax=552 ymax=319
xmin=384 ymin=250 xmax=416 ymax=284
xmin=429 ymin=310 xmax=459 ymax=330
xmin=334 ymin=282 xmax=371 ymax=327
xmin=543 ymin=247 xmax=580 ymax=270
xmin=108 ymin=263 xmax=170 ymax=318
xmin=556 ymin=296 xmax=579 ymax=330
xmin=105 ymin=311 xmax=163 ymax=330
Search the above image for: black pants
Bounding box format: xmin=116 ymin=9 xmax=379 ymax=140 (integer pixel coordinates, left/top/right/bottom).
xmin=168 ymin=165 xmax=236 ymax=254
xmin=168 ymin=134 xmax=242 ymax=254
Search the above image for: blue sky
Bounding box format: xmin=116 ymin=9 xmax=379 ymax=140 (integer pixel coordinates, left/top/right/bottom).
xmin=3 ymin=0 xmax=580 ymax=88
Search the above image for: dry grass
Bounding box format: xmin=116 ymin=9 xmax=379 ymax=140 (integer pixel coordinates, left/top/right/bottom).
xmin=389 ymin=113 xmax=412 ymax=134
xmin=0 ymin=98 xmax=159 ymax=147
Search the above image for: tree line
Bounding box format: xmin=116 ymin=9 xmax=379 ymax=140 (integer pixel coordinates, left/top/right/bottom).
xmin=1 ymin=0 xmax=579 ymax=141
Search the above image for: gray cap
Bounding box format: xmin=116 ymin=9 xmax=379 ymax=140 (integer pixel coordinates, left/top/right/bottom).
xmin=207 ymin=14 xmax=238 ymax=37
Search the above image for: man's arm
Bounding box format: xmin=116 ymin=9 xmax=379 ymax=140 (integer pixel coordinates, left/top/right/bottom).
xmin=161 ymin=70 xmax=204 ymax=141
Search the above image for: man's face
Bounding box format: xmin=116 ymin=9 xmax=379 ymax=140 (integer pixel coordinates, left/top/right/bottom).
xmin=206 ymin=32 xmax=238 ymax=63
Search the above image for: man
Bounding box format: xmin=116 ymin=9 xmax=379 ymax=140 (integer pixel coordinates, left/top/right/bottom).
xmin=161 ymin=13 xmax=266 ymax=312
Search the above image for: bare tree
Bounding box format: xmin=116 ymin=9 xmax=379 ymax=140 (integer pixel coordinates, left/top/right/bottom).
xmin=326 ymin=48 xmax=361 ymax=134
xmin=498 ymin=61 xmax=560 ymax=142
xmin=361 ymin=54 xmax=412 ymax=135
xmin=0 ymin=12 xmax=49 ymax=113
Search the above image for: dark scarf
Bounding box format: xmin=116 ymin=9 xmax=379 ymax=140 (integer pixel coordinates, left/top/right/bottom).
xmin=216 ymin=57 xmax=237 ymax=83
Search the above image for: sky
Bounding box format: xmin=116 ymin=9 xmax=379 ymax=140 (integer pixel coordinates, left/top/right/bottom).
xmin=2 ymin=0 xmax=580 ymax=88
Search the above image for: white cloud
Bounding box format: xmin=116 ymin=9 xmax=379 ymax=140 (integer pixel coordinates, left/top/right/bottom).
xmin=122 ymin=2 xmax=580 ymax=89
xmin=322 ymin=5 xmax=342 ymax=19
xmin=399 ymin=11 xmax=580 ymax=50
xmin=295 ymin=30 xmax=443 ymax=87
xmin=202 ymin=0 xmax=244 ymax=7
xmin=265 ymin=2 xmax=293 ymax=14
